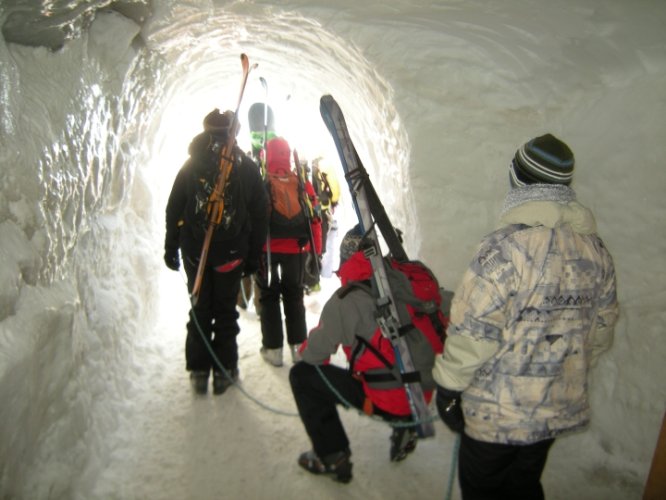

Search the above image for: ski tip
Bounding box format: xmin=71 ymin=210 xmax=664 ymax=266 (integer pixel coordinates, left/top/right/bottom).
xmin=241 ymin=53 xmax=250 ymax=71
xmin=319 ymin=94 xmax=339 ymax=114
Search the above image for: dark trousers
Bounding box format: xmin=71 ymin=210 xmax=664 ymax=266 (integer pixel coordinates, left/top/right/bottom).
xmin=183 ymin=255 xmax=243 ymax=373
xmin=458 ymin=433 xmax=555 ymax=500
xmin=289 ymin=362 xmax=403 ymax=458
xmin=289 ymin=363 xmax=366 ymax=457
xmin=257 ymin=252 xmax=307 ymax=348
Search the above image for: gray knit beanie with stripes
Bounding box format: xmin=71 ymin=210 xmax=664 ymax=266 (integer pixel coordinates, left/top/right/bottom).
xmin=509 ymin=134 xmax=574 ymax=188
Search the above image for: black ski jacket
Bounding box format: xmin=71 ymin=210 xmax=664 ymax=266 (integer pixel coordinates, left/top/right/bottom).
xmin=165 ymin=132 xmax=268 ymax=269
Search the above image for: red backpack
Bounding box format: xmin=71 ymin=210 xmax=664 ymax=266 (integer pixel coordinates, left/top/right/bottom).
xmin=346 ymin=259 xmax=450 ymax=416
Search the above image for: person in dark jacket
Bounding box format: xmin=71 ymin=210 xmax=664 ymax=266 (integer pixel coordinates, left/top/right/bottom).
xmin=289 ymin=227 xmax=446 ymax=483
xmin=164 ymin=109 xmax=268 ymax=395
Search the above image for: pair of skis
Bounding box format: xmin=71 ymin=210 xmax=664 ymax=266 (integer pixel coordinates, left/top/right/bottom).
xmin=320 ymin=95 xmax=435 ymax=438
xmin=293 ymin=150 xmax=320 ymax=277
xmin=191 ymin=54 xmax=257 ymax=303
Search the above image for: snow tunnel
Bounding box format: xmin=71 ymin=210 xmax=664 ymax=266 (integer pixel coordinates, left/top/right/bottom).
xmin=1 ymin=3 xmax=421 ymax=496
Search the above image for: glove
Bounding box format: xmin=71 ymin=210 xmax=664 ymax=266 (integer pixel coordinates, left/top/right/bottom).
xmin=436 ymin=386 xmax=464 ymax=433
xmin=164 ymin=248 xmax=180 ymax=271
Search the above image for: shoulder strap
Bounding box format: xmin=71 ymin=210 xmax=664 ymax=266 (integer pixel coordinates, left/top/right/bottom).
xmin=336 ymin=280 xmax=372 ymax=299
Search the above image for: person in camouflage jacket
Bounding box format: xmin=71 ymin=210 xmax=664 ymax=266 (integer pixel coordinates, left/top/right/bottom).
xmin=433 ymin=133 xmax=619 ymax=500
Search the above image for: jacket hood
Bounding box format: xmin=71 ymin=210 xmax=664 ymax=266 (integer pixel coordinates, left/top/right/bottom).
xmin=266 ymin=137 xmax=291 ymax=174
xmin=499 ymin=200 xmax=596 ymax=234
xmin=499 ymin=184 xmax=596 ymax=234
xmin=188 ymin=132 xmax=212 ymax=159
xmin=337 ymin=251 xmax=373 ymax=286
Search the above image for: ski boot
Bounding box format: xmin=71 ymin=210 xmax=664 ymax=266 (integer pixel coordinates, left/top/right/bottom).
xmin=298 ymin=449 xmax=352 ymax=483
xmin=389 ymin=426 xmax=418 ymax=462
xmin=260 ymin=347 xmax=283 ymax=367
xmin=190 ymin=370 xmax=209 ymax=395
xmin=213 ymin=368 xmax=239 ymax=395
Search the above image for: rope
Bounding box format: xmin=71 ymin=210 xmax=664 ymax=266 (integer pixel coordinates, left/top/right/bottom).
xmin=178 ymin=267 xmax=459 ymax=495
xmin=180 ymin=269 xmax=299 ymax=417
xmin=314 ymin=365 xmax=438 ymax=429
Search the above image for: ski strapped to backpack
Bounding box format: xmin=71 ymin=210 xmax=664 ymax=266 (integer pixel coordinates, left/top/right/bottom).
xmin=320 ymin=94 xmax=436 ymax=437
xmin=191 ymin=53 xmax=257 ymax=303
xmin=293 ymin=149 xmax=320 ymax=276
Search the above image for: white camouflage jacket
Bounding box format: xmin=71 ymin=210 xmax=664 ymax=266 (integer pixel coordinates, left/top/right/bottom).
xmin=433 ymin=185 xmax=619 ymax=444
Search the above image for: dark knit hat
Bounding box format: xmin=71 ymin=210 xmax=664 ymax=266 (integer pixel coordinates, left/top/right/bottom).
xmin=339 ymin=224 xmax=364 ymax=266
xmin=203 ymin=109 xmax=237 ymax=136
xmin=509 ymin=133 xmax=574 ymax=187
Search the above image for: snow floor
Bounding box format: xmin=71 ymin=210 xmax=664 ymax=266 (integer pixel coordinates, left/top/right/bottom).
xmin=90 ymin=271 xmax=461 ymax=500
xmin=89 ymin=269 xmax=642 ymax=500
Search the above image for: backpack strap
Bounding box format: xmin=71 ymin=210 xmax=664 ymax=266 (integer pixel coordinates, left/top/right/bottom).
xmin=339 ymin=279 xmax=425 ymax=387
xmin=336 ymin=280 xmax=372 ymax=299
xmin=350 ymin=333 xmax=422 ymax=387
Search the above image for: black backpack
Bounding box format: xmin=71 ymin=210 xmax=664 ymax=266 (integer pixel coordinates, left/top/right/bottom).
xmin=184 ymin=137 xmax=248 ymax=243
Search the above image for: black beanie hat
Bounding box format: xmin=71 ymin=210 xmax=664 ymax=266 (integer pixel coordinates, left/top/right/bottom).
xmin=509 ymin=133 xmax=574 ymax=187
xmin=203 ymin=109 xmax=237 ymax=136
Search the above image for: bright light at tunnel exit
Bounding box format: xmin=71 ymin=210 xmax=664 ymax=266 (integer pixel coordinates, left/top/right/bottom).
xmin=150 ymin=73 xmax=358 ymax=249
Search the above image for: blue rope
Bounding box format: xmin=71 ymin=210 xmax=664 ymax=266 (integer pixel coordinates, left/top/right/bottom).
xmin=313 ymin=364 xmax=439 ymax=429
xmin=180 ymin=270 xmax=460 ymax=495
xmin=181 ymin=269 xmax=299 ymax=417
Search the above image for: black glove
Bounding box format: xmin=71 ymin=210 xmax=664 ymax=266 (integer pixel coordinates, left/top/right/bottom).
xmin=164 ymin=248 xmax=180 ymax=271
xmin=436 ymin=386 xmax=464 ymax=433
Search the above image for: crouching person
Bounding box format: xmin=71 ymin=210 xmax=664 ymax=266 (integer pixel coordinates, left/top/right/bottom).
xmin=289 ymin=227 xmax=447 ymax=483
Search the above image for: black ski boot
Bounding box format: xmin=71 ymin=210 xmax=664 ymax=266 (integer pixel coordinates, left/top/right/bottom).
xmin=213 ymin=368 xmax=239 ymax=395
xmin=190 ymin=371 xmax=209 ymax=395
xmin=298 ymin=449 xmax=352 ymax=483
xmin=390 ymin=426 xmax=418 ymax=462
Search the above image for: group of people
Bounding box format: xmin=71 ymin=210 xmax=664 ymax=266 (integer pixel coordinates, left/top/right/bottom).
xmin=164 ymin=109 xmax=619 ymax=499
xmin=164 ymin=108 xmax=328 ymax=390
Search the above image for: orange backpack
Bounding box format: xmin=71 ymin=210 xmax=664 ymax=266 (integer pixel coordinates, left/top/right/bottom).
xmin=266 ymin=171 xmax=309 ymax=239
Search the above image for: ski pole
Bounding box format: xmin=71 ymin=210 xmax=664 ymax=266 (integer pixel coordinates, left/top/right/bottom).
xmin=293 ymin=149 xmax=320 ymax=276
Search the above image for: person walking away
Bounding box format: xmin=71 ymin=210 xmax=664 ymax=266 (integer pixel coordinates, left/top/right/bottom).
xmin=312 ymin=157 xmax=341 ymax=279
xmin=289 ymin=226 xmax=447 ymax=483
xmin=258 ymin=137 xmax=322 ymax=367
xmin=164 ymin=109 xmax=268 ymax=395
xmin=299 ymin=158 xmax=324 ymax=294
xmin=433 ymin=133 xmax=619 ymax=500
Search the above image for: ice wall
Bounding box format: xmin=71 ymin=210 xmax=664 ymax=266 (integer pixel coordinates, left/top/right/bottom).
xmin=0 ymin=10 xmax=167 ymax=497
